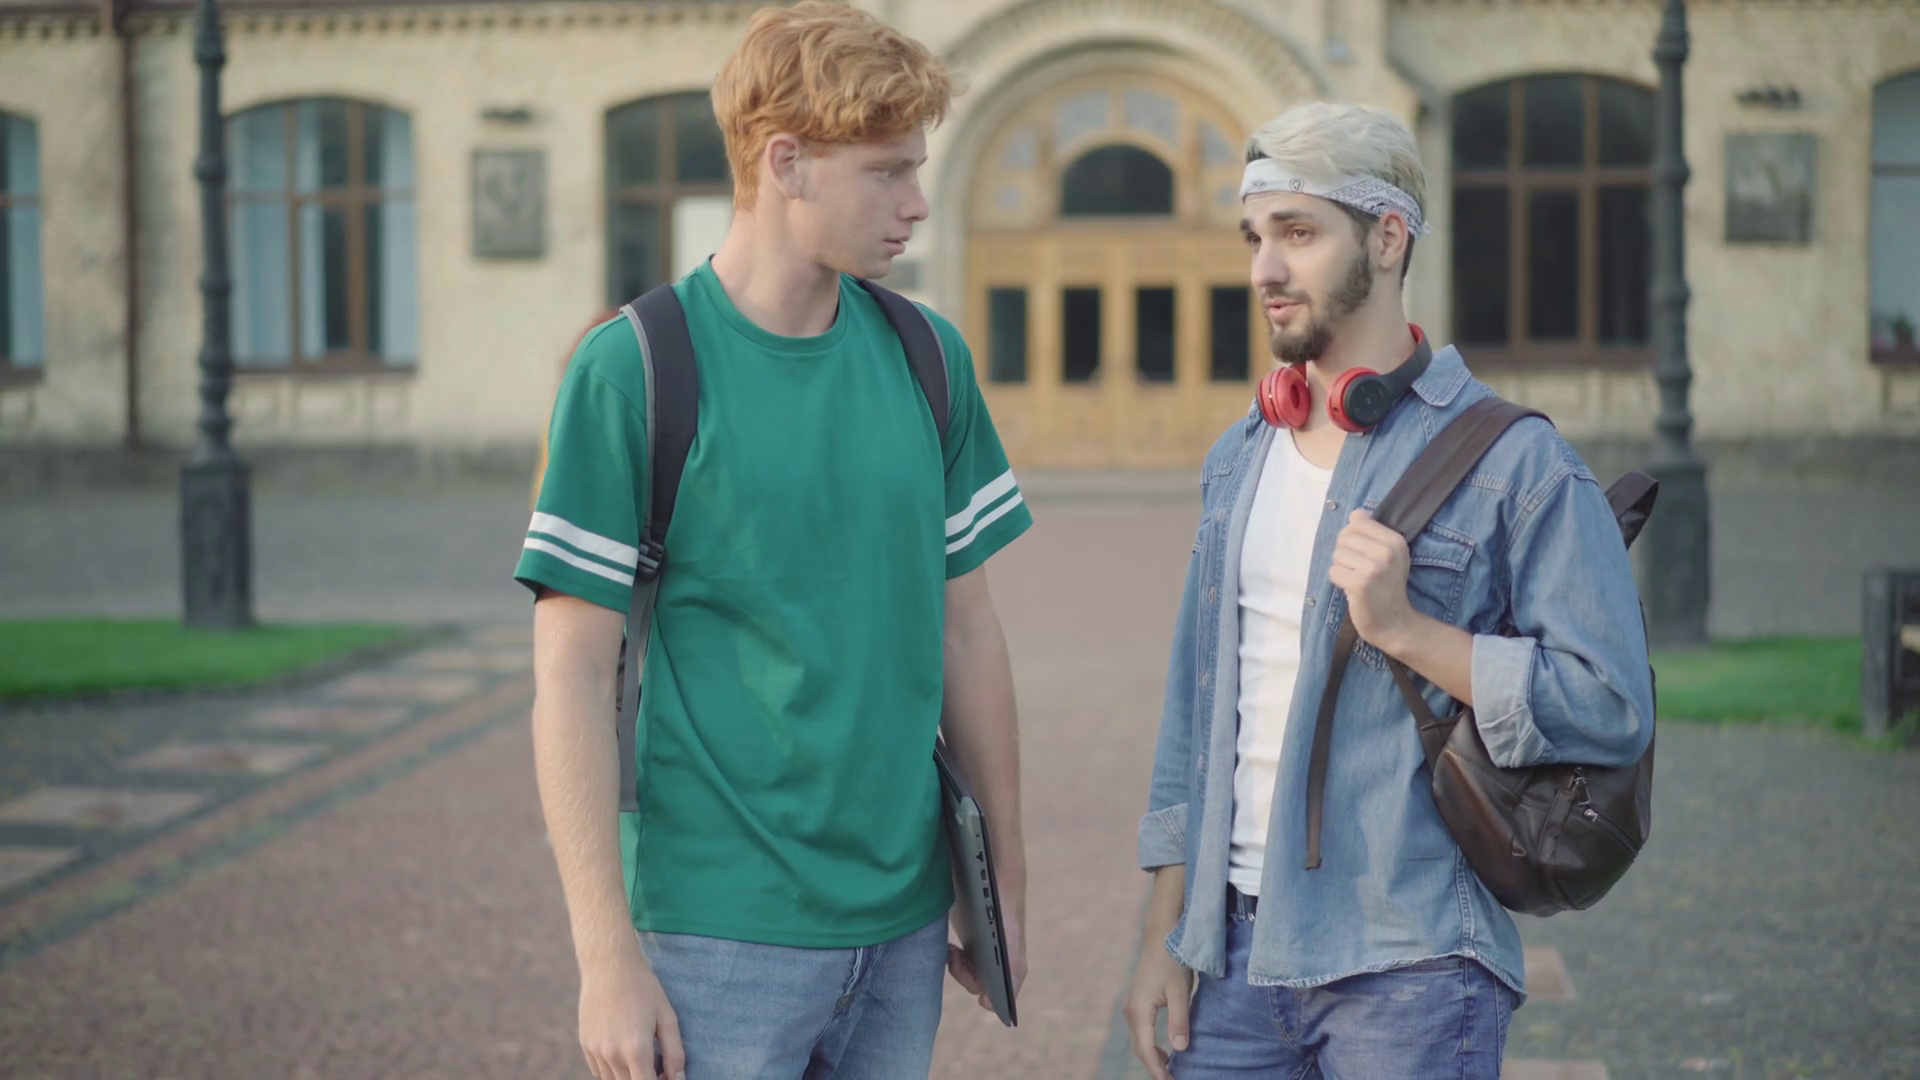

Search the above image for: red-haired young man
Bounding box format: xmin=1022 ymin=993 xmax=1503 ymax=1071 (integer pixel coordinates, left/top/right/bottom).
xmin=515 ymin=5 xmax=1030 ymax=1079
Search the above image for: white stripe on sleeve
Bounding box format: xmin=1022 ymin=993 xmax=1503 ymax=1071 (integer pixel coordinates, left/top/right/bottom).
xmin=523 ymin=538 xmax=637 ymax=587
xmin=946 ymin=470 xmax=1019 ymax=538
xmin=528 ymin=512 xmax=641 ymax=569
xmin=946 ymin=492 xmax=1025 ymax=556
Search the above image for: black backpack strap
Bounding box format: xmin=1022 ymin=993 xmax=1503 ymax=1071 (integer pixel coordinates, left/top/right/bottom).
xmin=609 ymin=280 xmax=942 ymax=814
xmin=1606 ymin=471 xmax=1659 ymax=549
xmin=857 ymin=278 xmax=950 ymax=446
xmin=612 ymin=283 xmax=699 ymax=815
xmin=1303 ymin=396 xmax=1546 ymax=869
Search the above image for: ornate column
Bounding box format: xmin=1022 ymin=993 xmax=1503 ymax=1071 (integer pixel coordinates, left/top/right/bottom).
xmin=180 ymin=0 xmax=253 ymax=629
xmin=1643 ymin=0 xmax=1710 ymax=646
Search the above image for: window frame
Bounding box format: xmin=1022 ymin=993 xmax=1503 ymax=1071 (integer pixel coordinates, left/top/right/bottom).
xmin=604 ymin=92 xmax=733 ymax=307
xmin=1451 ymin=75 xmax=1655 ymax=370
xmin=1870 ymin=70 xmax=1920 ymax=368
xmin=0 ymin=110 xmax=44 ymax=383
xmin=224 ymin=97 xmax=417 ymax=375
xmin=1057 ymin=142 xmax=1178 ymax=220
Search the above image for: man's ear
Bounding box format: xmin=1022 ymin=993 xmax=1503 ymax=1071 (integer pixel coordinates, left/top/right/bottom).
xmin=766 ymin=133 xmax=807 ymax=200
xmin=1375 ymin=212 xmax=1411 ymax=274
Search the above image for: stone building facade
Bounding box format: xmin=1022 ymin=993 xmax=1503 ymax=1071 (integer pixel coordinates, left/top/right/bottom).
xmin=1 ymin=0 xmax=1916 ymax=471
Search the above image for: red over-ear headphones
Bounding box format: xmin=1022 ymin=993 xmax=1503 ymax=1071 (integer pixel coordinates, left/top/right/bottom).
xmin=1256 ymin=325 xmax=1433 ymax=434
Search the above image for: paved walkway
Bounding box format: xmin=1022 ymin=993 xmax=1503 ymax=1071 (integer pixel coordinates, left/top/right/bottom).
xmin=2 ymin=477 xmax=1918 ymax=1078
xmin=0 ymin=503 xmax=1190 ymax=1079
xmin=4 ymin=466 xmax=1919 ymax=636
xmin=1501 ymin=723 xmax=1920 ymax=1080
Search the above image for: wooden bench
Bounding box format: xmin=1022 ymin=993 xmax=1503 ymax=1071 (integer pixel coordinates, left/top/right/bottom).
xmin=1863 ymin=568 xmax=1920 ymax=742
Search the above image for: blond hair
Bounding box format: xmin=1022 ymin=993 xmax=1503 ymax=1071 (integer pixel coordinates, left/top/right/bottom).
xmin=1243 ymin=101 xmax=1428 ymax=214
xmin=712 ymin=1 xmax=955 ymax=208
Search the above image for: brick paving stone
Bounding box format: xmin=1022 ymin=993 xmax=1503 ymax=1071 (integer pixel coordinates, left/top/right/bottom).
xmin=0 ymin=503 xmax=1195 ymax=1080
xmin=0 ymin=696 xmax=573 ymax=1079
xmin=1504 ymin=723 xmax=1920 ymax=1079
xmin=321 ymin=672 xmax=485 ymax=704
xmin=927 ymin=504 xmax=1194 ymax=1080
xmin=7 ymin=473 xmax=1916 ymax=637
xmin=0 ymin=847 xmax=77 ymax=892
xmin=120 ymin=740 xmax=327 ymax=776
xmin=0 ymin=788 xmax=208 ymax=830
xmin=3 ymin=492 xmax=1916 ymax=1078
xmin=0 ymin=678 xmax=532 ymax=947
xmin=1524 ymin=945 xmax=1578 ymax=1002
xmin=1504 ymin=1062 xmax=1611 ymax=1080
xmin=244 ymin=704 xmax=414 ymax=737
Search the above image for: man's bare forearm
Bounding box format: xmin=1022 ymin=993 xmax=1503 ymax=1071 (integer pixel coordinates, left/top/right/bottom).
xmin=531 ymin=593 xmax=642 ymax=968
xmin=940 ymin=571 xmax=1026 ymax=901
xmin=1141 ymin=863 xmax=1186 ymax=945
xmin=1376 ymin=612 xmax=1475 ymax=709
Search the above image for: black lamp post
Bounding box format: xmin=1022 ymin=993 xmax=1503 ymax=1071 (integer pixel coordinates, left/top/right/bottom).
xmin=1642 ymin=0 xmax=1710 ymax=647
xmin=180 ymin=0 xmax=253 ymax=629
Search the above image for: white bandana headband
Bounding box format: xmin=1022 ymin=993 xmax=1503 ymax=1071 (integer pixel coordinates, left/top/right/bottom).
xmin=1239 ymin=157 xmax=1433 ymax=236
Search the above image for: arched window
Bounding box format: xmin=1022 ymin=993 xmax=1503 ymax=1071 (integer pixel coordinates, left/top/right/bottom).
xmin=1450 ymin=74 xmax=1655 ymax=366
xmin=1871 ymin=71 xmax=1920 ymax=363
xmin=0 ymin=111 xmax=42 ymax=373
xmin=606 ymin=92 xmax=732 ymax=305
xmin=226 ymin=98 xmax=419 ymax=369
xmin=1058 ymin=144 xmax=1174 ymax=217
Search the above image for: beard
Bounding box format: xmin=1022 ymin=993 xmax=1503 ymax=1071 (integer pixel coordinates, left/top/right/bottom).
xmin=1267 ymin=249 xmax=1376 ymax=366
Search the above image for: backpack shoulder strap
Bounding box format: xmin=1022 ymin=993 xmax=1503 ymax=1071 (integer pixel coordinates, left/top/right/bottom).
xmin=1303 ymin=394 xmax=1547 ymax=869
xmin=627 ymin=284 xmax=700 ymax=555
xmin=611 ymin=282 xmax=699 ymax=815
xmin=1606 ymin=470 xmax=1659 ymax=549
xmin=608 ymin=280 xmax=940 ymax=813
xmin=1370 ymin=396 xmax=1545 ymax=539
xmin=857 ymin=278 xmax=950 ymax=448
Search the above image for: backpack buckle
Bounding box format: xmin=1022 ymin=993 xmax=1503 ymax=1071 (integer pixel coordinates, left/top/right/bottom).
xmin=635 ymin=537 xmax=665 ymax=582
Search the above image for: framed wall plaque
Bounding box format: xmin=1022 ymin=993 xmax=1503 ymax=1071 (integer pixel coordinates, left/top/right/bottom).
xmin=1725 ymin=132 xmax=1816 ymax=244
xmin=473 ymin=148 xmax=545 ymax=259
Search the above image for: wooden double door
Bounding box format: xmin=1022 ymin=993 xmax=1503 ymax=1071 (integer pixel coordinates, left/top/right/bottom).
xmin=967 ymin=228 xmax=1265 ymax=469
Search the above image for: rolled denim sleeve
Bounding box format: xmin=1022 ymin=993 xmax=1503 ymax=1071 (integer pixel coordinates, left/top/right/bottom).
xmin=1139 ymin=522 xmax=1204 ymax=871
xmin=1471 ymin=465 xmax=1655 ymax=770
xmin=1138 ymin=803 xmax=1189 ymax=870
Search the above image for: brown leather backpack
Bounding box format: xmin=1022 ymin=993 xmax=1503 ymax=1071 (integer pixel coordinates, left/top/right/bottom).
xmin=1302 ymin=396 xmax=1659 ymax=918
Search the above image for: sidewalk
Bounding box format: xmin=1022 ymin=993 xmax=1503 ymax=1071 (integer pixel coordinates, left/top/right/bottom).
xmin=2 ymin=483 xmax=1917 ymax=1077
xmin=5 ymin=467 xmax=1917 ymax=636
xmin=0 ymin=504 xmax=1195 ymax=1079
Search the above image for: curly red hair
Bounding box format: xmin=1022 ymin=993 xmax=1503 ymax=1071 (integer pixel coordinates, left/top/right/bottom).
xmin=712 ymin=1 xmax=955 ymax=208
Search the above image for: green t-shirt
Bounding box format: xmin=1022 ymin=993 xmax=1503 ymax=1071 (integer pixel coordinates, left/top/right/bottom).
xmin=514 ymin=262 xmax=1033 ymax=948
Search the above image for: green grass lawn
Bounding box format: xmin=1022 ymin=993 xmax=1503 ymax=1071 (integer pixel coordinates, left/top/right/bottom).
xmin=1653 ymin=636 xmax=1863 ymax=731
xmin=0 ymin=619 xmax=408 ymax=702
xmin=0 ymin=620 xmax=1877 ymax=733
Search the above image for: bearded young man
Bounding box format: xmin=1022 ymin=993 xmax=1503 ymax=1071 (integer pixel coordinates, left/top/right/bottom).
xmin=1123 ymin=102 xmax=1654 ymax=1079
xmin=517 ymin=5 xmax=1030 ymax=1079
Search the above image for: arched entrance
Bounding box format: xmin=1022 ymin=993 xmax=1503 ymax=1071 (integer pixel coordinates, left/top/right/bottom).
xmin=964 ymin=71 xmax=1263 ymax=467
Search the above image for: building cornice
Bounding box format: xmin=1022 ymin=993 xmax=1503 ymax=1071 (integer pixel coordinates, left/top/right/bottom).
xmin=1390 ymin=0 xmax=1918 ymax=8
xmin=0 ymin=0 xmax=768 ymax=38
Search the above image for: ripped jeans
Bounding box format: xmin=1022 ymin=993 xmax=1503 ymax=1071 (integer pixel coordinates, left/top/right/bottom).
xmin=1171 ymin=893 xmax=1517 ymax=1079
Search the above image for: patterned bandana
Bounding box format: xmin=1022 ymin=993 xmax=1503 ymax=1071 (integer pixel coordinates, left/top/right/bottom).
xmin=1238 ymin=157 xmax=1433 ymax=236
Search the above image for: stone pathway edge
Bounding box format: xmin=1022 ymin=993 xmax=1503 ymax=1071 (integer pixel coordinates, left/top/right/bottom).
xmin=0 ymin=675 xmax=534 ymax=971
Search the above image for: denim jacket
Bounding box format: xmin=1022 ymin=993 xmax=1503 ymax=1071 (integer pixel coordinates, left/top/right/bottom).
xmin=1136 ymin=342 xmax=1655 ymax=1001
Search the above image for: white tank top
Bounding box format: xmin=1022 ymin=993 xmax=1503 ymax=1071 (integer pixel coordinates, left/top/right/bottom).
xmin=1229 ymin=430 xmax=1334 ymax=896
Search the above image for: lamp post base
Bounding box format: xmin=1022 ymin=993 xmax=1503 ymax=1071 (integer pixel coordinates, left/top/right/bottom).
xmin=1641 ymin=454 xmax=1710 ymax=648
xmin=180 ymin=454 xmax=254 ymax=630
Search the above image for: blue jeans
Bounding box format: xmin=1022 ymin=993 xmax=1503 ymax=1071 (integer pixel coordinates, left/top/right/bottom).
xmin=637 ymin=915 xmax=948 ymax=1080
xmin=1172 ymin=903 xmax=1516 ymax=1079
